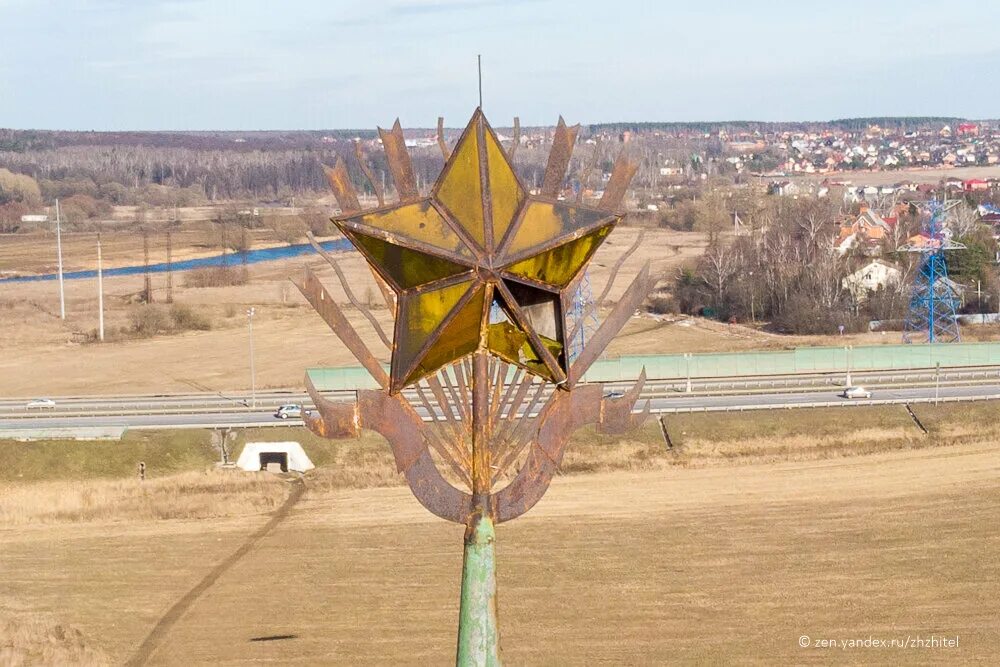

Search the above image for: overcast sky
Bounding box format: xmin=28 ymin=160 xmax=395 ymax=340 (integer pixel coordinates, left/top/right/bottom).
xmin=1 ymin=0 xmax=998 ymax=131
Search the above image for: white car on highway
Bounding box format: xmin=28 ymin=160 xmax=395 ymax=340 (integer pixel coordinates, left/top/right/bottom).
xmin=25 ymin=398 xmax=57 ymax=409
xmin=841 ymin=386 xmax=873 ymax=399
xmin=274 ymin=404 xmax=308 ymax=419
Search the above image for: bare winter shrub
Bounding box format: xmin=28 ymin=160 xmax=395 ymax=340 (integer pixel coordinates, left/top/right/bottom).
xmin=183 ymin=266 xmax=248 ymax=288
xmin=128 ymin=304 xmax=170 ymax=337
xmin=272 ymin=218 xmax=308 ymax=244
xmin=647 ymin=294 xmax=676 ymax=315
xmin=300 ymin=208 xmax=334 ymax=236
xmin=121 ymin=303 xmax=212 ymax=340
xmin=169 ymin=303 xmax=212 ymax=331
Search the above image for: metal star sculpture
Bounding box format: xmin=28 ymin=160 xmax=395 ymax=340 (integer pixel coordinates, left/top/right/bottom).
xmin=335 ymin=109 xmax=620 ymax=393
xmin=295 ymin=108 xmax=655 ymax=665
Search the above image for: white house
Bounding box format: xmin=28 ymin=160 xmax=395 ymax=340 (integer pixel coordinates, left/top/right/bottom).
xmin=770 ymin=180 xmax=800 ymax=196
xmin=842 ymin=260 xmax=902 ymax=300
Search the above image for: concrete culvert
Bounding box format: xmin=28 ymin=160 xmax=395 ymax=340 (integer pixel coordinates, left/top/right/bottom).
xmin=235 ymin=442 xmax=314 ymax=473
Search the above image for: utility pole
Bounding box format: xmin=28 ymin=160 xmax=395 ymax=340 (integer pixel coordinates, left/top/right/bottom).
xmin=845 ymin=345 xmax=853 ymax=387
xmin=935 ymin=362 xmax=941 ymax=405
xmin=97 ymin=233 xmax=104 ymax=342
xmin=55 ymin=199 xmax=65 ymax=319
xmin=142 ymin=229 xmax=153 ymax=303
xmin=165 ymin=231 xmax=174 ymax=303
xmin=247 ymin=307 xmax=256 ymax=408
xmin=685 ymin=353 xmax=692 ymax=393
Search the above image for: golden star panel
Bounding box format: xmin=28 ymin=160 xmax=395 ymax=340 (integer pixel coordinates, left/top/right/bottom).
xmin=333 ymin=109 xmax=624 ymax=393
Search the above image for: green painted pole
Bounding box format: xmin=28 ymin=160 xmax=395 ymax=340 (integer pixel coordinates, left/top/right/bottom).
xmin=457 ymin=350 xmax=501 ymax=666
xmin=456 ymin=512 xmax=500 ymax=665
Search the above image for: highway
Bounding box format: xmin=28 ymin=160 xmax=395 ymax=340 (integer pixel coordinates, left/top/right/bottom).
xmin=2 ymin=378 xmax=999 ymax=432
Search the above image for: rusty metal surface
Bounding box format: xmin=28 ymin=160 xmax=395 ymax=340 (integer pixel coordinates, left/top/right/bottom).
xmin=323 ymin=160 xmax=361 ymax=214
xmin=564 ymin=227 xmax=647 ymax=349
xmin=540 ymin=117 xmax=579 ymax=197
xmin=440 ymin=364 xmax=470 ymax=425
xmin=354 ymin=140 xmax=385 ymax=207
xmin=491 ymin=374 xmax=648 ymax=523
xmin=305 ymin=231 xmax=391 ymax=348
xmin=596 ymin=368 xmax=650 ymax=434
xmin=568 ymin=261 xmax=655 ymax=386
xmin=476 ymin=114 xmax=497 ymax=254
xmin=490 ymin=371 xmax=535 ymax=449
xmin=491 ymin=377 xmax=547 ymax=480
xmin=577 ymin=136 xmax=602 ymax=203
xmin=469 ymin=350 xmax=492 ymax=513
xmin=598 ymin=154 xmax=638 ymax=211
xmin=437 ymin=116 xmax=450 ymax=160
xmin=360 ymin=390 xmax=472 ymax=520
xmin=293 ymin=268 xmax=389 ymax=388
xmin=379 ymin=119 xmax=420 ymax=201
xmin=304 ymin=374 xmax=360 ymax=439
xmin=508 ymin=117 xmax=520 ymax=160
xmin=371 ymin=270 xmax=397 ymax=315
xmin=597 ymin=229 xmax=645 ymax=307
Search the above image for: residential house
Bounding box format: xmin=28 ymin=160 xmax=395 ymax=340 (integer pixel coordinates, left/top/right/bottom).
xmin=769 ymin=180 xmax=800 ymax=196
xmin=842 ymin=259 xmax=902 ymax=301
xmin=957 ymin=123 xmax=979 ymax=137
xmin=835 ymin=207 xmax=897 ymax=255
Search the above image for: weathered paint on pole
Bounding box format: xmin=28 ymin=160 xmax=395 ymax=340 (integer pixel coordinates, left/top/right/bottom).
xmin=456 ymin=512 xmax=500 ymax=666
xmin=457 ymin=349 xmax=500 ymax=665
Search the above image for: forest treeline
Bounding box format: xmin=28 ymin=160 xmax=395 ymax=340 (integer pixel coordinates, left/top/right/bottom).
xmin=589 ymin=117 xmax=971 ymax=135
xmin=0 ymin=126 xmax=581 ymax=215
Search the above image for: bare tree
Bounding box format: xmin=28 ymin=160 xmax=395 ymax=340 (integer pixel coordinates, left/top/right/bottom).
xmin=949 ymin=201 xmax=981 ymax=238
xmin=700 ymin=242 xmax=740 ymax=302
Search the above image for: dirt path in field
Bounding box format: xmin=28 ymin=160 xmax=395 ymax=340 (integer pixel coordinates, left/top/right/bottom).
xmin=125 ymin=477 xmax=306 ymax=667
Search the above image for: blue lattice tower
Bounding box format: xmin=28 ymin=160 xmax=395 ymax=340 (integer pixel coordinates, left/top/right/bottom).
xmin=901 ymin=199 xmax=964 ymax=344
xmin=568 ymin=270 xmax=599 ymax=362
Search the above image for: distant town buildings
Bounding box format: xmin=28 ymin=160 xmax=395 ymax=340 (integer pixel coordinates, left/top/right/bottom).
xmin=750 ymin=121 xmax=999 ymax=177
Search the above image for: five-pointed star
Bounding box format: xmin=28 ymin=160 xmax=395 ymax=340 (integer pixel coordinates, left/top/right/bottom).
xmin=334 ymin=109 xmax=622 ymax=393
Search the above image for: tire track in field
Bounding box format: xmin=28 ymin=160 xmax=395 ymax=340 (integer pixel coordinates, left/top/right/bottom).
xmin=125 ymin=477 xmax=306 ymax=667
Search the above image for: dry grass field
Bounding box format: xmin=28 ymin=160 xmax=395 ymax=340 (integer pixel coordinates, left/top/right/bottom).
xmin=3 ymin=220 xmax=980 ymax=397
xmin=793 ymin=164 xmax=1000 ymax=186
xmin=0 ymin=226 xmax=714 ymax=396
xmin=1 ymin=405 xmax=998 ymax=664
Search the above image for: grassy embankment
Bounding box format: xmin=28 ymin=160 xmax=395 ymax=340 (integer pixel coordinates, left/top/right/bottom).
xmin=1 ymin=401 xmax=996 ymax=526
